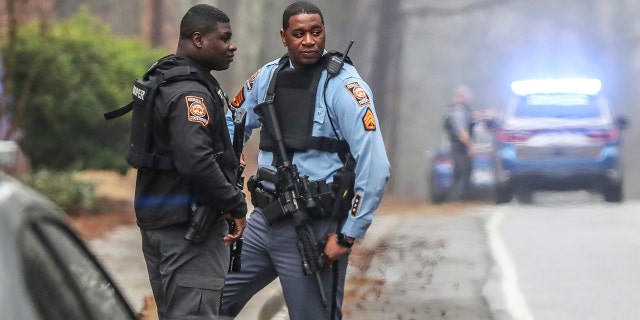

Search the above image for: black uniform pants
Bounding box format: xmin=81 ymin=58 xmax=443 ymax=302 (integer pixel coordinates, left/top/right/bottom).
xmin=140 ymin=221 xmax=229 ymax=320
xmin=449 ymin=142 xmax=472 ymax=201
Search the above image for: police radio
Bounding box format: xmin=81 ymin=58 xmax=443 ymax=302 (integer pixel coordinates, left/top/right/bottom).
xmin=326 ymin=40 xmax=354 ymax=77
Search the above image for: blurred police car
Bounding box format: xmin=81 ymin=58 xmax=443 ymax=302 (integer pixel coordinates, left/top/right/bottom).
xmin=428 ymin=119 xmax=496 ymax=203
xmin=0 ymin=172 xmax=138 ymax=320
xmin=491 ymin=78 xmax=628 ymax=204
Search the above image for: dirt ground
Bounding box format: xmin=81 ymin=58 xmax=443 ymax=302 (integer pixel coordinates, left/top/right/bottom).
xmin=68 ymin=170 xmax=137 ymax=240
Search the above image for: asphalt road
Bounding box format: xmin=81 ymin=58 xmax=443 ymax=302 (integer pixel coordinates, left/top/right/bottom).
xmin=496 ymin=192 xmax=640 ymax=320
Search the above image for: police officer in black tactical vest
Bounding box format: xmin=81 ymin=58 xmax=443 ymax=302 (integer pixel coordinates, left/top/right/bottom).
xmin=129 ymin=5 xmax=246 ymax=319
xmin=444 ymin=85 xmax=475 ymax=202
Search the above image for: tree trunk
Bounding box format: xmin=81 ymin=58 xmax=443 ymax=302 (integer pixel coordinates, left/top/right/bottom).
xmin=369 ymin=0 xmax=403 ymax=192
xmin=150 ymin=0 xmax=164 ymax=47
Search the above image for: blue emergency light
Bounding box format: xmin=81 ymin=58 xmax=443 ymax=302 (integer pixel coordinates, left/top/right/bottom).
xmin=511 ymin=78 xmax=602 ymax=96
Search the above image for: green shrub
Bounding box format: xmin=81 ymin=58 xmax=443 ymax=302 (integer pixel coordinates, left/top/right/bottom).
xmin=21 ymin=169 xmax=97 ymax=215
xmin=3 ymin=7 xmax=166 ymax=172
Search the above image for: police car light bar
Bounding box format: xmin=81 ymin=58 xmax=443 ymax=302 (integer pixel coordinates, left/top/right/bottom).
xmin=511 ymin=78 xmax=602 ymax=96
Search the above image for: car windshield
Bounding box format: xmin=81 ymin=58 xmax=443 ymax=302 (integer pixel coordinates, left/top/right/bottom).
xmin=514 ymin=94 xmax=601 ymax=119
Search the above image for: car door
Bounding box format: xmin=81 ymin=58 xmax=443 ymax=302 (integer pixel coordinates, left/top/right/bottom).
xmin=19 ymin=206 xmax=138 ymax=320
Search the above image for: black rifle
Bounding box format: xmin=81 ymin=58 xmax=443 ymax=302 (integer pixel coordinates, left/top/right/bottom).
xmin=254 ymin=100 xmax=329 ymax=309
xmin=228 ymin=106 xmax=247 ymax=272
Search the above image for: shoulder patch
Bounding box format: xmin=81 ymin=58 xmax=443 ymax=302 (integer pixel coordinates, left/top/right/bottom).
xmin=185 ymin=96 xmax=210 ymax=126
xmin=362 ymin=107 xmax=376 ymax=131
xmin=231 ymin=88 xmax=244 ymax=107
xmin=345 ymin=81 xmax=371 ymax=107
xmin=245 ymin=68 xmax=262 ymax=92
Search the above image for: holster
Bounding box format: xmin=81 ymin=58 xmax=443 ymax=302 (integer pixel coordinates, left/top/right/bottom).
xmin=184 ymin=205 xmax=220 ymax=243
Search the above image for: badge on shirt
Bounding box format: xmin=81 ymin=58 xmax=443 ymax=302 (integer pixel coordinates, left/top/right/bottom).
xmin=362 ymin=107 xmax=376 ymax=131
xmin=345 ymin=81 xmax=371 ymax=107
xmin=185 ymin=96 xmax=210 ymax=126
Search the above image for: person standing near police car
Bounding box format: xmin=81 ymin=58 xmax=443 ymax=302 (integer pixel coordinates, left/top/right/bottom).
xmin=219 ymin=2 xmax=390 ymax=319
xmin=444 ymin=85 xmax=474 ymax=202
xmin=131 ymin=5 xmax=247 ymax=319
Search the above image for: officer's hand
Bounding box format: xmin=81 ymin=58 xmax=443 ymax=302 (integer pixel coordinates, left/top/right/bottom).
xmin=240 ymin=153 xmax=246 ymax=167
xmin=323 ymin=233 xmax=352 ymax=268
xmin=467 ymin=146 xmax=474 ymax=157
xmin=223 ymin=216 xmax=246 ymax=246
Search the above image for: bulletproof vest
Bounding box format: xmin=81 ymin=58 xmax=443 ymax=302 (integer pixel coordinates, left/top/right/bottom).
xmin=104 ymin=55 xmax=237 ymax=180
xmin=258 ymin=54 xmax=350 ymax=157
xmin=444 ymin=105 xmax=473 ymax=143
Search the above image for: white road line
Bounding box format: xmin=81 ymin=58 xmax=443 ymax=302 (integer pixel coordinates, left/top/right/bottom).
xmin=483 ymin=206 xmax=536 ymax=320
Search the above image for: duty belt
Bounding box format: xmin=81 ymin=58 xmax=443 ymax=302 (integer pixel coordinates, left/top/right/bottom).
xmin=248 ymin=176 xmax=336 ymax=225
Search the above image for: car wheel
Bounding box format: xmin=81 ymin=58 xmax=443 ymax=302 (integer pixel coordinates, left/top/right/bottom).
xmin=430 ymin=190 xmax=447 ymax=204
xmin=515 ymin=186 xmax=534 ymax=204
xmin=428 ymin=169 xmax=448 ymax=204
xmin=495 ymin=184 xmax=512 ymax=204
xmin=603 ymin=183 xmax=623 ymax=203
xmin=430 ymin=193 xmax=445 ymax=204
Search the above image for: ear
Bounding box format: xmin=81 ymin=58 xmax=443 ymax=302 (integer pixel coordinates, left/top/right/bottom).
xmin=280 ymin=29 xmax=286 ymax=47
xmin=192 ymin=32 xmax=204 ymax=48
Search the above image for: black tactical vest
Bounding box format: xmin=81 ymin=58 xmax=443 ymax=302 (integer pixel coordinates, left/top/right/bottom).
xmin=444 ymin=104 xmax=474 ymax=143
xmin=258 ymin=54 xmax=350 ymax=157
xmin=105 ymin=55 xmax=237 ymax=181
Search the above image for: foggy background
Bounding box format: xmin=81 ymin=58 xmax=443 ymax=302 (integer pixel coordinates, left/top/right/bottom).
xmin=4 ymin=0 xmax=640 ymax=200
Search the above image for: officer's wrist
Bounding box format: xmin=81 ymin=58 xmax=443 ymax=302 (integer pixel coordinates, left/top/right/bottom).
xmin=336 ymin=233 xmax=355 ymax=248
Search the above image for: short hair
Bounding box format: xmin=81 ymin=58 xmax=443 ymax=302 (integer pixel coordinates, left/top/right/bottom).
xmin=455 ymin=85 xmax=473 ymax=103
xmin=282 ymin=1 xmax=324 ymax=30
xmin=180 ymin=4 xmax=230 ymax=39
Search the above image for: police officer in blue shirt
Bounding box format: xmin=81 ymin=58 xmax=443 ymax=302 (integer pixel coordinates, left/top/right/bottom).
xmin=219 ymin=2 xmax=390 ymax=319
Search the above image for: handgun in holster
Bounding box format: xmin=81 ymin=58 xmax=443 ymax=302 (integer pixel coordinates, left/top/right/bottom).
xmin=184 ymin=205 xmax=219 ymax=243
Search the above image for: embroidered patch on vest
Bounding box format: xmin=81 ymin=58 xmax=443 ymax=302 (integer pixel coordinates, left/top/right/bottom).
xmin=362 ymin=107 xmax=376 ymax=131
xmin=231 ymin=89 xmax=244 ymax=107
xmin=345 ymin=81 xmax=371 ymax=107
xmin=185 ymin=96 xmax=209 ymax=126
xmin=350 ymin=194 xmax=362 ymax=217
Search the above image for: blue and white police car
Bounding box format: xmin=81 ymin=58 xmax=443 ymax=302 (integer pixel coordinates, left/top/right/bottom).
xmin=491 ymin=78 xmax=628 ymax=203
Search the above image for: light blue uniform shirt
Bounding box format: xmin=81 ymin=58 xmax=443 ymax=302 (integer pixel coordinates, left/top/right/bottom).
xmin=227 ymin=53 xmax=390 ymax=239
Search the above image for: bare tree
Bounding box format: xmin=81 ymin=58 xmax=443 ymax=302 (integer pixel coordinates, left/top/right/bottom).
xmin=368 ymin=0 xmax=403 ymax=191
xmin=150 ymin=0 xmax=164 ymax=47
